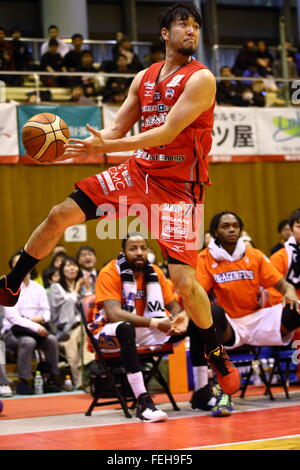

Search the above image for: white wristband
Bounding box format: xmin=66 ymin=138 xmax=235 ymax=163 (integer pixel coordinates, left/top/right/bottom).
xmin=149 ymin=318 xmax=160 ymax=329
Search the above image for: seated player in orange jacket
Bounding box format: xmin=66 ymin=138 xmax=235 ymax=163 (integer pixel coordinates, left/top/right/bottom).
xmin=89 ymin=233 xmax=225 ymax=422
xmin=268 ymin=208 xmax=300 ymax=312
xmin=196 ymin=211 xmax=300 ymax=416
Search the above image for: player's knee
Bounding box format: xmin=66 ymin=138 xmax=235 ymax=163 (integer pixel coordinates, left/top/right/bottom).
xmin=173 ymin=274 xmax=195 ymax=299
xmin=46 ymin=203 xmax=71 ymax=231
xmin=211 ymin=304 xmax=228 ymax=332
xmin=116 ymin=322 xmax=136 ymax=344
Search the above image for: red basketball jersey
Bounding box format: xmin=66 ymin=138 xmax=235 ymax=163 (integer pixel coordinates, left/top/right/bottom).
xmin=135 ymin=59 xmax=215 ymax=184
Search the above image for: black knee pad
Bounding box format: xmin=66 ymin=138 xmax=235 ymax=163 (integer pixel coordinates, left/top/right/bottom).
xmin=116 ymin=322 xmax=136 ymax=344
xmin=211 ymin=304 xmax=228 ymax=333
xmin=115 ymin=322 xmax=140 ymax=374
xmin=281 ymin=304 xmax=300 ymax=332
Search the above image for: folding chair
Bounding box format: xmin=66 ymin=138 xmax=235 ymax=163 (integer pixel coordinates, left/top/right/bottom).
xmin=228 ymin=345 xmax=275 ymax=400
xmin=264 ymin=345 xmax=298 ymax=399
xmin=79 ymin=302 xmax=180 ymax=418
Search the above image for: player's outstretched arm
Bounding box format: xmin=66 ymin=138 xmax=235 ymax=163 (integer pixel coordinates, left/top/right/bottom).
xmin=63 ymin=69 xmax=216 ymax=157
xmin=59 ymin=70 xmax=145 ymax=161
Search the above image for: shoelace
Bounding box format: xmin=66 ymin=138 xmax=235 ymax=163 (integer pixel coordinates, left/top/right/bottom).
xmin=210 ymin=350 xmax=231 ymax=376
xmin=215 ymin=392 xmax=232 ymax=408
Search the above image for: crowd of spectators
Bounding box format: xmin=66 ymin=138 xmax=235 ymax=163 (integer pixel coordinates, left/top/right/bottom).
xmin=2 ymin=25 xmax=299 ymax=107
xmin=217 ymin=39 xmax=300 ymax=107
xmin=0 ymin=25 xmax=166 ymax=105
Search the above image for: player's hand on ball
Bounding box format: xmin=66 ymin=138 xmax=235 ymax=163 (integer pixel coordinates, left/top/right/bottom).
xmin=62 ymin=124 xmax=104 ymax=159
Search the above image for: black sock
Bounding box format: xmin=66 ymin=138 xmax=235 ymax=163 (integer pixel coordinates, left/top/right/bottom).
xmin=200 ymin=323 xmax=219 ymax=355
xmin=4 ymin=250 xmax=40 ymax=293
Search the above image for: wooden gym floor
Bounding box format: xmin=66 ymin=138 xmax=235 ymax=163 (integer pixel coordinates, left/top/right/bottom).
xmin=1 ymin=386 xmax=300 ymax=450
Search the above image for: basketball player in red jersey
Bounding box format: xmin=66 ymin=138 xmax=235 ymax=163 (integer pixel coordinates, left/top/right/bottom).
xmin=0 ymin=3 xmax=240 ymax=395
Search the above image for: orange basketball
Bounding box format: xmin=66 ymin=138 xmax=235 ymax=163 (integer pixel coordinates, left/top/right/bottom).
xmin=22 ymin=113 xmax=70 ymax=163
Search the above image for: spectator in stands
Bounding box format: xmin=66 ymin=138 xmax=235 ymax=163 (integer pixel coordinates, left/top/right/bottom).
xmin=240 ymin=81 xmax=266 ymax=107
xmin=48 ymin=256 xmax=93 ymax=388
xmin=0 ymin=307 xmax=13 ymax=397
xmin=89 ymin=233 xmax=227 ymax=422
xmin=68 ymin=85 xmax=95 ymax=105
xmin=79 ymin=50 xmax=99 ymax=74
xmin=76 ymin=245 xmax=98 ymax=296
xmin=241 ymin=64 xmax=262 ymax=85
xmin=0 ymin=26 xmax=15 ymax=84
xmin=103 ymin=86 xmax=128 ymax=104
xmin=112 ymin=37 xmax=143 ymax=73
xmin=11 ymin=28 xmax=34 ymax=71
xmin=42 ymin=250 xmax=67 ymax=290
xmin=40 ymin=38 xmax=67 ymax=87
xmin=232 ymin=40 xmax=257 ymax=76
xmin=0 ymin=345 xmax=12 ymax=397
xmin=273 ymin=40 xmax=297 ymax=78
xmin=111 ymin=31 xmax=125 ymax=59
xmin=42 ymin=266 xmax=60 ymax=290
xmin=63 ymin=33 xmax=84 ymax=72
xmin=255 ymin=40 xmax=274 ymax=77
xmin=269 ymin=208 xmax=300 ymax=306
xmin=102 ymin=54 xmax=133 ymax=104
xmin=26 ymin=90 xmax=52 ymax=104
xmin=77 ymin=50 xmax=99 ymax=95
xmin=195 ymin=211 xmax=300 ymax=416
xmin=216 ymin=65 xmax=244 ymax=106
xmin=52 ymin=244 xmax=67 ymax=257
xmin=112 ymin=54 xmax=136 ymax=74
xmin=294 ymin=43 xmax=300 ymax=76
xmin=270 ymin=219 xmax=292 ymax=255
xmin=40 ymin=25 xmax=69 ymax=58
xmin=2 ymin=250 xmax=61 ymax=395
xmin=143 ymin=42 xmax=165 ymax=68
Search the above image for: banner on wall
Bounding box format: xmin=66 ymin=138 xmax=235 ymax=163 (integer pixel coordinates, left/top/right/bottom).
xmin=257 ymin=108 xmax=300 ymax=156
xmin=17 ymin=104 xmax=104 ymax=164
xmin=211 ymin=107 xmax=258 ymax=157
xmin=210 ymin=106 xmax=300 ymax=162
xmin=0 ymin=103 xmax=19 ymax=163
xmin=1 ymin=103 xmax=300 ymax=164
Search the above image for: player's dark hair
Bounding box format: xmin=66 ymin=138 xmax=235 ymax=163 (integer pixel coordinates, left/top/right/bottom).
xmin=158 ymin=2 xmax=202 ymax=31
xmin=277 ymin=219 xmax=289 ymax=233
xmin=209 ymin=211 xmax=244 ymax=237
xmin=121 ymin=233 xmax=146 ymax=251
xmin=288 ymin=209 xmax=300 ymax=229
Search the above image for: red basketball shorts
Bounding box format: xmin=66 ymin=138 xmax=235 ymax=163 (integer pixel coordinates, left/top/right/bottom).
xmin=75 ymin=157 xmax=205 ymax=267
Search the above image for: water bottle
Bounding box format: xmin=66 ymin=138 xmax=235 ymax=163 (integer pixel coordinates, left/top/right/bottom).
xmin=0 ymin=81 xmax=6 ymax=103
xmin=64 ymin=375 xmax=73 ymax=391
xmin=34 ymin=370 xmax=44 ymax=395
